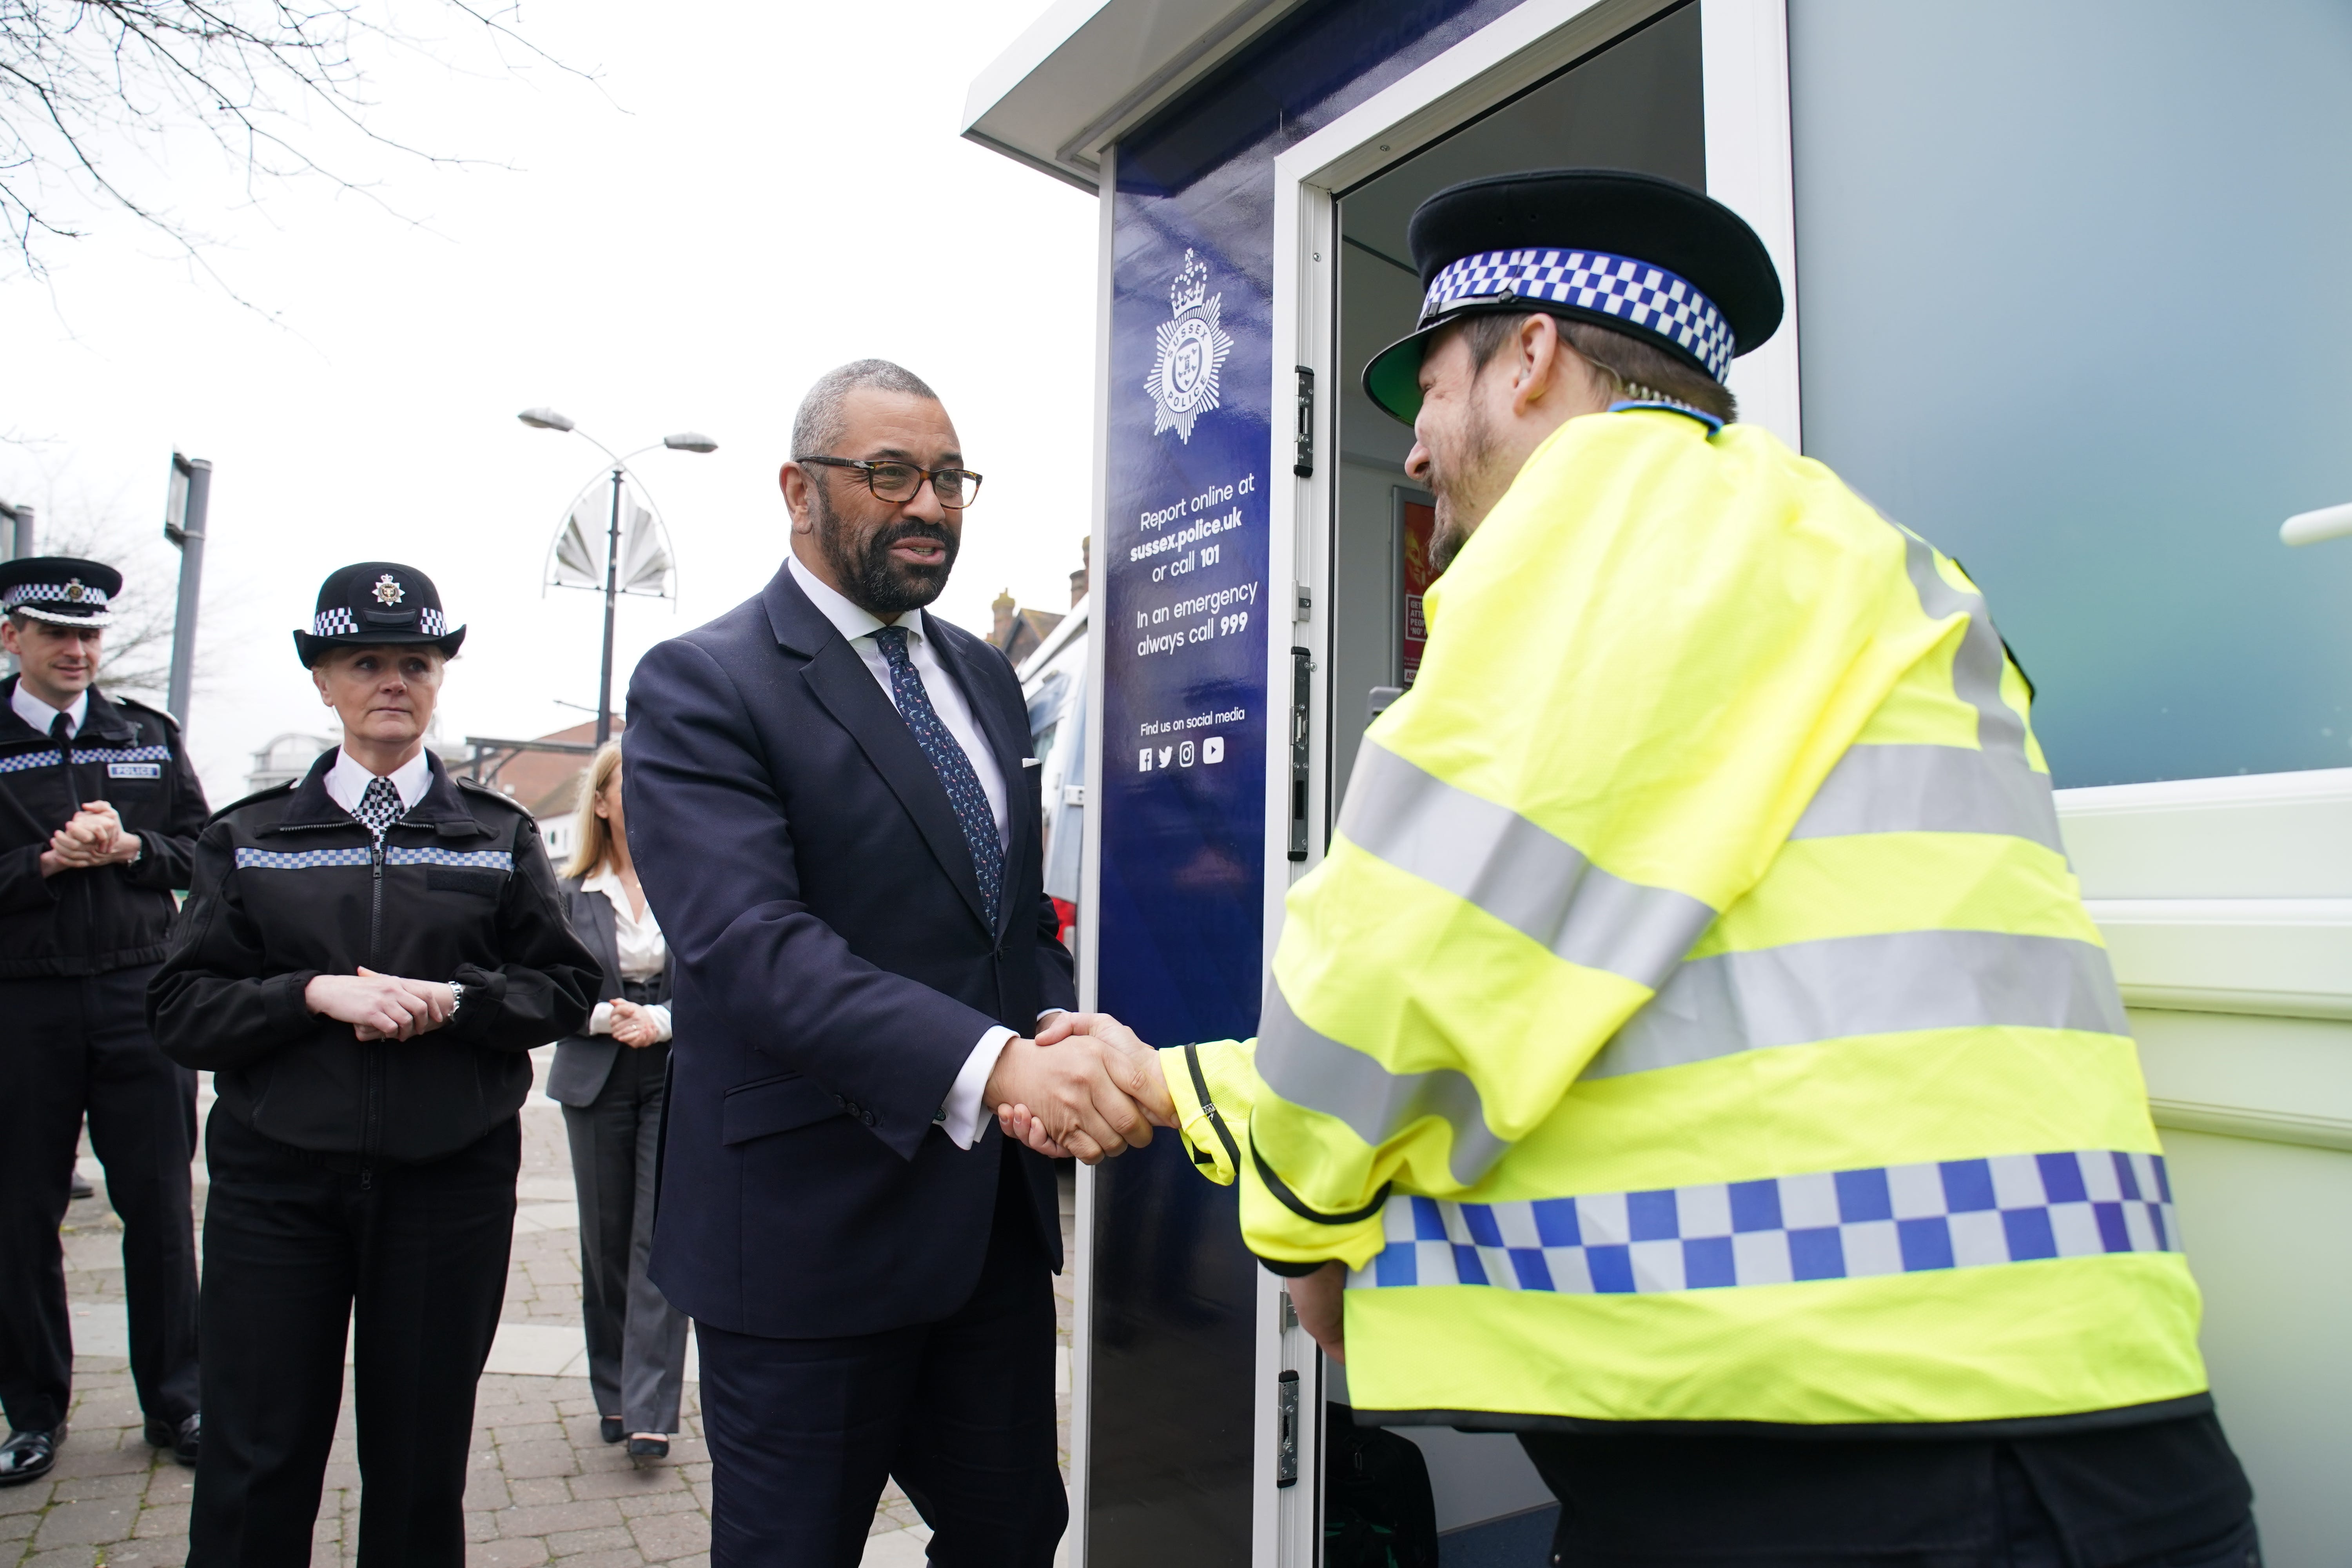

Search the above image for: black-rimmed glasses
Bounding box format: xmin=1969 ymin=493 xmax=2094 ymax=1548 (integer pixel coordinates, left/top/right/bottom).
xmin=795 ymin=456 xmax=984 ymax=509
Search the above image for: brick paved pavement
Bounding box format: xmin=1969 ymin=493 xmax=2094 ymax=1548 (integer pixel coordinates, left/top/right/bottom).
xmin=12 ymin=1051 xmax=1078 ymax=1566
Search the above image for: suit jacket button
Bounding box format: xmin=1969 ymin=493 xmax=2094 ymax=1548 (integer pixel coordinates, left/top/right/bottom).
xmin=862 ymin=1111 xmax=877 ymax=1126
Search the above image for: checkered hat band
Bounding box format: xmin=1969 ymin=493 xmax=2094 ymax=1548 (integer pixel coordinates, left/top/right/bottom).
xmin=3 ymin=582 xmax=110 ymax=610
xmin=0 ymin=744 xmax=168 ymax=775
xmin=310 ymin=607 xmax=447 ymax=637
xmin=1422 ymin=248 xmax=1736 ymax=383
xmin=236 ymin=847 xmax=512 ymax=871
xmin=1350 ymin=1149 xmax=2176 ymax=1297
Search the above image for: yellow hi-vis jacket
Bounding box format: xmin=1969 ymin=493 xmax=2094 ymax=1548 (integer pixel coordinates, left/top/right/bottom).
xmin=1165 ymin=406 xmax=2207 ymax=1431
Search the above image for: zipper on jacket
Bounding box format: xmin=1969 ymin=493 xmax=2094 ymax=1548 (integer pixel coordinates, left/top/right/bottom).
xmin=362 ymin=837 xmax=386 ymax=1164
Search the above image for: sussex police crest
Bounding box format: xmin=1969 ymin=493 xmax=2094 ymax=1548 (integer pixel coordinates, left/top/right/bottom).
xmin=1146 ymin=250 xmax=1233 ymax=445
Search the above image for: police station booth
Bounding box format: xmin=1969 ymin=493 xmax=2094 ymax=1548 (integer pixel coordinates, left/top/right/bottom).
xmin=963 ymin=3 xmax=2352 ymax=1562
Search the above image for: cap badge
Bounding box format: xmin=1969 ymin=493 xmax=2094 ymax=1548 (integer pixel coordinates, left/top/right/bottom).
xmin=372 ymin=574 xmax=405 ymax=606
xmin=1145 ymin=249 xmax=1233 ymax=446
xmin=64 ymin=579 xmax=83 ymax=602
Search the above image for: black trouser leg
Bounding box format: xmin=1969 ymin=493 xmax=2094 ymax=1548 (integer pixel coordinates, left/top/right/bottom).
xmin=0 ymin=978 xmax=84 ymax=1434
xmin=348 ymin=1116 xmax=519 ymax=1568
xmin=187 ymin=1114 xmax=361 ymax=1568
xmin=564 ymin=1068 xmax=633 ymax=1422
xmin=79 ymin=963 xmax=201 ymax=1428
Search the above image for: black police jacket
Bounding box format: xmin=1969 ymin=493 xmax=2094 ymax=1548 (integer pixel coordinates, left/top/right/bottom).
xmin=0 ymin=675 xmax=210 ymax=978
xmin=148 ymin=749 xmax=598 ymax=1163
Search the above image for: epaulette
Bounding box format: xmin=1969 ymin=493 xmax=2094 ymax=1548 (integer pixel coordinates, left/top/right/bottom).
xmin=111 ymin=693 xmax=181 ymax=731
xmin=453 ymin=774 xmax=532 ymax=815
xmin=206 ymin=779 xmax=297 ymax=825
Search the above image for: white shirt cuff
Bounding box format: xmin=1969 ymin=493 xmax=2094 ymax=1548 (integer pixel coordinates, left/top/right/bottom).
xmin=646 ymin=1003 xmax=673 ymax=1043
xmin=940 ymin=1027 xmax=1017 ymax=1149
xmin=589 ymin=1001 xmax=614 ymax=1036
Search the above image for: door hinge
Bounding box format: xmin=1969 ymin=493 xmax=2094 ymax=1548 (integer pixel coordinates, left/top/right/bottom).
xmin=1276 ymin=1369 xmax=1301 ymax=1488
xmin=1293 ymin=366 xmax=1316 ymax=478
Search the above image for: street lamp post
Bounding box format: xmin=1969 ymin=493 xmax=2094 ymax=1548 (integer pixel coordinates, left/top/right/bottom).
xmin=519 ymin=409 xmax=715 ymax=747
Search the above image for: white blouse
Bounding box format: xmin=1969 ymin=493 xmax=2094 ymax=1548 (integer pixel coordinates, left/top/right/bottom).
xmin=583 ymin=866 xmax=672 ymax=1043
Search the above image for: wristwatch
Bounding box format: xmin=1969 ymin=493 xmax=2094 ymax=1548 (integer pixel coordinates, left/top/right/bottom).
xmin=446 ymin=982 xmax=466 ymax=1020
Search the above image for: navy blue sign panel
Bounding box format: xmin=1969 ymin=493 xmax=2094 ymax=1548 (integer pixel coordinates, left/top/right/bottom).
xmin=1085 ymin=2 xmax=1523 ymax=1563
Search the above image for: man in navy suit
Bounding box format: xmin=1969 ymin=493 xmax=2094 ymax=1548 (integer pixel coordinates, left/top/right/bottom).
xmin=622 ymin=359 xmax=1159 ymax=1566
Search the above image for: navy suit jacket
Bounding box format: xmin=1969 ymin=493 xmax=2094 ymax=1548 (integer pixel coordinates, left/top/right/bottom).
xmin=624 ymin=560 xmax=1076 ymax=1338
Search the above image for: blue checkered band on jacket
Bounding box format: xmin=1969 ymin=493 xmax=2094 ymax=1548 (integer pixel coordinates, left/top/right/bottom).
xmin=1421 ymin=249 xmax=1736 ymax=383
xmin=1349 ymin=1150 xmax=2176 ymax=1297
xmin=0 ymin=744 xmax=167 ymax=775
xmin=3 ymin=581 xmax=111 ymax=610
xmin=312 ymin=608 xmax=358 ymax=637
xmin=236 ymin=847 xmax=513 ymax=871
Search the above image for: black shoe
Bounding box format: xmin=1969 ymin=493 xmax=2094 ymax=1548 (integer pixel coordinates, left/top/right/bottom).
xmin=626 ymin=1435 xmax=669 ymax=1461
xmin=0 ymin=1425 xmax=64 ymax=1487
xmin=599 ymin=1417 xmax=624 ymax=1445
xmin=142 ymin=1413 xmax=200 ymax=1465
xmin=68 ymin=1172 xmax=94 ymax=1201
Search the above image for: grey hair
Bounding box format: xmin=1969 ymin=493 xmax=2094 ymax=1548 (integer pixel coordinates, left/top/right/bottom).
xmin=791 ymin=359 xmax=942 ymax=459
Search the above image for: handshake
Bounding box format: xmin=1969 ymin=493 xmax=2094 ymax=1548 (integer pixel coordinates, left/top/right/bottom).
xmin=984 ymin=1013 xmax=1171 ymax=1164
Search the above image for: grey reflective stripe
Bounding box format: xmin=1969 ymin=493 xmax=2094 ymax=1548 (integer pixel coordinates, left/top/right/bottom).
xmin=1257 ymin=981 xmax=1511 ymax=1187
xmin=1792 ymin=744 xmax=2064 ymax=851
xmin=1583 ymin=929 xmax=2129 ymax=1080
xmin=1893 ymin=528 xmax=2027 ymax=759
xmin=1338 ymin=740 xmax=1716 ymax=988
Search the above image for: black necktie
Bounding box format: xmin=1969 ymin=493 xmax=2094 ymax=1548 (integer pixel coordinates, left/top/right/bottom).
xmin=49 ymin=711 xmax=70 ymax=747
xmin=873 ymin=626 xmax=1003 ymax=929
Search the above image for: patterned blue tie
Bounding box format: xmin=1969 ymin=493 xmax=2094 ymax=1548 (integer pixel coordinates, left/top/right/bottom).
xmin=873 ymin=625 xmax=1003 ymax=929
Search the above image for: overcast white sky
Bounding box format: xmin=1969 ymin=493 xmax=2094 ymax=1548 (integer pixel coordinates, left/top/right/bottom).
xmin=0 ymin=0 xmax=1097 ymax=806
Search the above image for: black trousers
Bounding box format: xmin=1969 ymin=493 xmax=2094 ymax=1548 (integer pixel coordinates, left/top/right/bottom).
xmin=1521 ymin=1413 xmax=2260 ymax=1567
xmin=697 ymin=1142 xmax=1067 ymax=1568
xmin=0 ymin=966 xmax=200 ymax=1434
xmin=187 ymin=1110 xmax=519 ymax=1568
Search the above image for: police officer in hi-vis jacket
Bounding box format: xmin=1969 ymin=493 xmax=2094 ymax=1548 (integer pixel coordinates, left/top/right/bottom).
xmin=0 ymin=555 xmax=208 ymax=1487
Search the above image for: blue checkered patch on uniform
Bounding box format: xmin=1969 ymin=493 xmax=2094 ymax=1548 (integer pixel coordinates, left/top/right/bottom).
xmin=72 ymin=745 xmax=172 ymax=766
xmin=1350 ymin=1151 xmax=2177 ymax=1296
xmin=385 ymin=848 xmax=510 ymax=870
xmin=0 ymin=750 xmax=64 ymax=775
xmin=236 ymin=847 xmax=374 ymax=870
xmin=1421 ymin=248 xmax=1737 ymax=383
xmin=236 ymin=846 xmax=512 ymax=871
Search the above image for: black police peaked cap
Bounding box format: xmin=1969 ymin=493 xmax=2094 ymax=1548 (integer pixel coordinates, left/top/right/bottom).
xmin=294 ymin=561 xmax=466 ymax=667
xmin=0 ymin=556 xmax=122 ymax=628
xmin=1362 ymin=169 xmax=1785 ymax=423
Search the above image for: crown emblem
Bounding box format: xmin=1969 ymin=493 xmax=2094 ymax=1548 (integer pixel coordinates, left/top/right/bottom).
xmin=1145 ymin=249 xmax=1234 ymax=445
xmin=1169 ymin=250 xmax=1210 ymax=316
xmin=64 ymin=579 xmax=83 ymax=601
xmin=372 ymin=573 xmax=405 ymax=606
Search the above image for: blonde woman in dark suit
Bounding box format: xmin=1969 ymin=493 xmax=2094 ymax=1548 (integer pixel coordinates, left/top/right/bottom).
xmin=546 ymin=742 xmax=688 ymax=1459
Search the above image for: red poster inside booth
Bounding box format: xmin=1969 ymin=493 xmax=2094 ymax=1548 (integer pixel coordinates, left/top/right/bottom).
xmin=1400 ymin=495 xmax=1435 ymax=687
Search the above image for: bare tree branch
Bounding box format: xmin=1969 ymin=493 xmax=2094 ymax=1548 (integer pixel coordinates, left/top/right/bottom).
xmin=0 ymin=0 xmax=594 ymax=298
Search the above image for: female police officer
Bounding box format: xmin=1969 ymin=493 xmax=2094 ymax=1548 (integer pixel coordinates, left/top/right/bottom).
xmin=150 ymin=563 xmax=597 ymax=1567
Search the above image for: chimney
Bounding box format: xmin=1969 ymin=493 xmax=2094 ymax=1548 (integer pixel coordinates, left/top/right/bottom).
xmin=1069 ymin=536 xmax=1090 ymax=608
xmin=991 ymin=588 xmax=1017 ymax=649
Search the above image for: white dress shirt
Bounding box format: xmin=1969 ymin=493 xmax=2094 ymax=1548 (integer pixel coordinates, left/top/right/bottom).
xmin=786 ymin=550 xmax=1052 ymax=1148
xmin=12 ymin=683 xmax=88 ymax=737
xmin=323 ymin=746 xmax=433 ymax=819
xmin=583 ymin=865 xmax=673 ymax=1043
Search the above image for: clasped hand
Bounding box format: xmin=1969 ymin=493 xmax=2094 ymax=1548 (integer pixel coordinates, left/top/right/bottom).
xmin=305 ymin=967 xmax=456 ymax=1041
xmin=609 ymin=998 xmax=662 ymax=1049
xmin=987 ymin=1013 xmax=1176 ymax=1165
xmin=38 ymin=800 xmax=140 ymax=874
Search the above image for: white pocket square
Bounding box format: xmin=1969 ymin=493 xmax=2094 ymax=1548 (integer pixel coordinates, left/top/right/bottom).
xmin=1021 ymin=757 xmax=1042 ymax=769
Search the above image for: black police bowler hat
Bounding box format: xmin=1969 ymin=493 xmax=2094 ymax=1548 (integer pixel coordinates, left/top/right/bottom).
xmin=294 ymin=561 xmax=465 ymax=667
xmin=1362 ymin=169 xmax=1785 ymax=423
xmin=0 ymin=556 xmax=122 ymax=628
